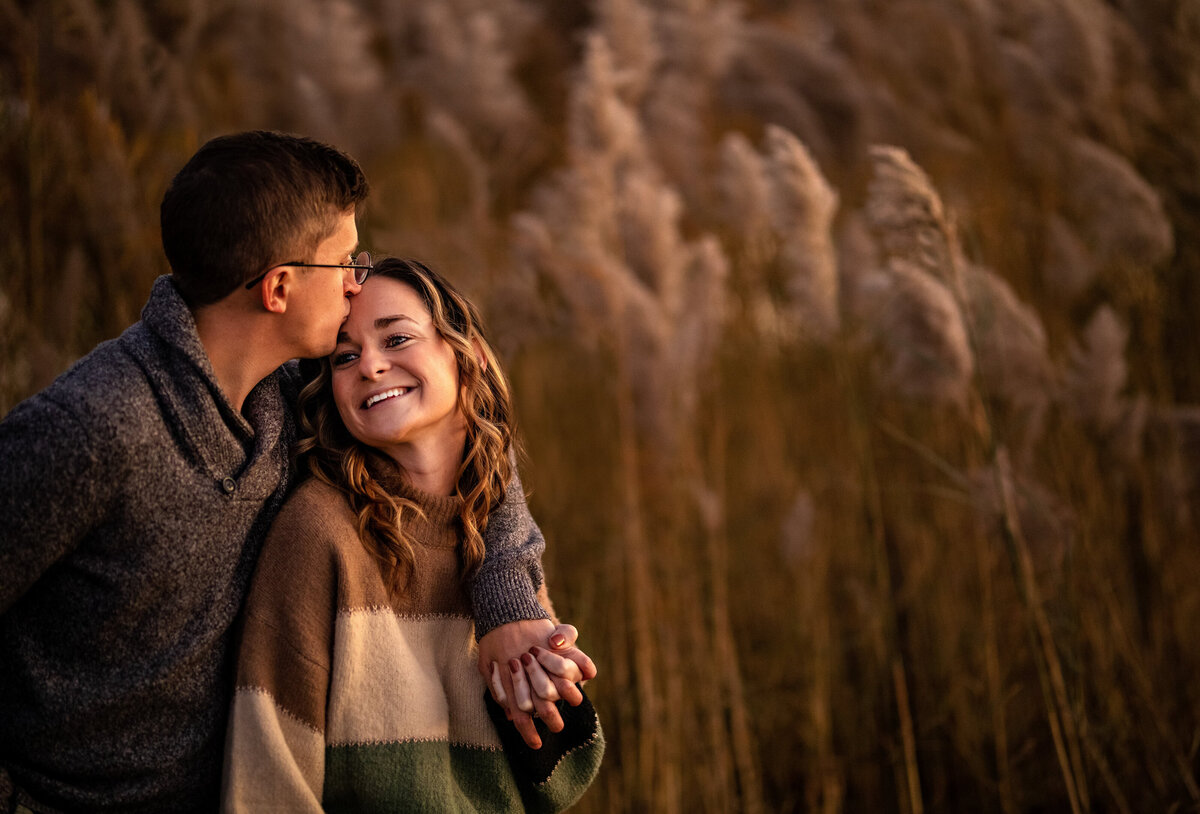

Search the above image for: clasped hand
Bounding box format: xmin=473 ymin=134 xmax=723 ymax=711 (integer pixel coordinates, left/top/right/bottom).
xmin=476 ymin=620 xmax=597 ymax=749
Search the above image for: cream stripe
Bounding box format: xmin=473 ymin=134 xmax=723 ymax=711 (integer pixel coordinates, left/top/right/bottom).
xmin=223 ymin=688 xmax=325 ymax=813
xmin=327 ymin=610 xmax=502 ymax=749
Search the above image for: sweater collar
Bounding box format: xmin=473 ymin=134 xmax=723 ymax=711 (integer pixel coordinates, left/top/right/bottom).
xmin=366 ymin=455 xmax=464 ymax=541
xmin=123 ymin=276 xmax=291 ymax=492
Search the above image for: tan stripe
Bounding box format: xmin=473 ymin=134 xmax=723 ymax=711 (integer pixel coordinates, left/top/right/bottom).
xmin=223 ymin=688 xmax=325 ymax=813
xmin=327 ymin=610 xmax=501 ymax=750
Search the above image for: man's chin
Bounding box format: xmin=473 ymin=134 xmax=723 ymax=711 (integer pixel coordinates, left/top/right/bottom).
xmin=303 ymin=339 xmax=338 ymax=361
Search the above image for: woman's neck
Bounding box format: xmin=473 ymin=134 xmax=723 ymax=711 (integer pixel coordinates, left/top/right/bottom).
xmin=383 ymin=431 xmax=466 ymax=496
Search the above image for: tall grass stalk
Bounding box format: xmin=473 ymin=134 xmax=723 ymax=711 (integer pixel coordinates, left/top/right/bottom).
xmin=6 ymin=1 xmax=1200 ymax=810
xmin=865 ymin=144 xmax=1097 ymax=813
xmin=833 ymin=350 xmax=925 ymax=814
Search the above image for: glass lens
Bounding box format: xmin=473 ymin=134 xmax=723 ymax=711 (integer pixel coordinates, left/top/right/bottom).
xmin=352 ymin=251 xmax=372 ymax=284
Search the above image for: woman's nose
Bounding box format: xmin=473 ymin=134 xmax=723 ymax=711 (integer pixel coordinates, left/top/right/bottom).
xmin=357 ymin=348 xmax=387 ymax=379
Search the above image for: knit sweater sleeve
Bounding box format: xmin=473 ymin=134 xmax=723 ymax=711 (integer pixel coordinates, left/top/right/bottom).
xmin=472 ymin=466 xmax=550 ymax=639
xmin=222 ymin=487 xmax=339 ymax=813
xmin=0 ymin=393 xmax=109 ymax=615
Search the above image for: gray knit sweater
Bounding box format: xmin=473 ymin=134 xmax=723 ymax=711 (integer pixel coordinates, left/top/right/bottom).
xmin=0 ymin=276 xmax=547 ymax=813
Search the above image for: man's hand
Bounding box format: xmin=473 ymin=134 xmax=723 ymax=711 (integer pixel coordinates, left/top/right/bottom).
xmin=477 ymin=620 xmax=598 ymax=749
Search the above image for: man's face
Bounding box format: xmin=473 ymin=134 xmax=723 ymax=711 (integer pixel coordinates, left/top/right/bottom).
xmin=288 ymin=210 xmax=363 ymax=359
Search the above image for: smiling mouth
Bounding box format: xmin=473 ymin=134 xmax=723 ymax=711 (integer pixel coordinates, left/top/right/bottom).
xmin=362 ymin=387 xmax=411 ymax=409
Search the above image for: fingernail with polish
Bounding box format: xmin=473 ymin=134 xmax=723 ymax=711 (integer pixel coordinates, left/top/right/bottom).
xmin=550 ymin=634 xmax=567 ymax=649
xmin=521 ymin=653 xmax=533 ymax=666
xmin=510 ymin=659 xmax=521 ymax=673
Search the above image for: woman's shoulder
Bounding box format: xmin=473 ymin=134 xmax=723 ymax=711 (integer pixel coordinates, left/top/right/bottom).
xmin=261 ymin=475 xmax=393 ymax=609
xmin=255 ymin=476 xmax=361 ymax=577
xmin=273 ymin=476 xmax=356 ymax=536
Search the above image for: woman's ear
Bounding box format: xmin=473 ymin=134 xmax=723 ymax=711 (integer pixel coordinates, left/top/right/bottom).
xmin=471 ymin=338 xmax=488 ymax=372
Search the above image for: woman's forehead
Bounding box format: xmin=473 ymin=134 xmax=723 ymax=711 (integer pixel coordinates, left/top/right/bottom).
xmin=342 ymin=277 xmax=432 ymax=336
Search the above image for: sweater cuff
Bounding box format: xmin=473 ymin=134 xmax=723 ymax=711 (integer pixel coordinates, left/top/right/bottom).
xmin=472 ymin=562 xmax=550 ymax=640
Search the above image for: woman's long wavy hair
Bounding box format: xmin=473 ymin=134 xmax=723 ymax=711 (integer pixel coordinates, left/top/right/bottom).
xmin=295 ymin=257 xmax=516 ymax=597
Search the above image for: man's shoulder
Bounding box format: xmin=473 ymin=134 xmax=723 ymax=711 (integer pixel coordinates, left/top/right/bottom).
xmin=2 ymin=334 xmax=149 ymax=438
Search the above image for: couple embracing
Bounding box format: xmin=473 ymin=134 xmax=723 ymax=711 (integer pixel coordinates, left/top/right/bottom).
xmin=0 ymin=131 xmax=603 ymax=813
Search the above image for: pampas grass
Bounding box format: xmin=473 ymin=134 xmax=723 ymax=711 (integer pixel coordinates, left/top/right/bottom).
xmin=4 ymin=1 xmax=1200 ymax=811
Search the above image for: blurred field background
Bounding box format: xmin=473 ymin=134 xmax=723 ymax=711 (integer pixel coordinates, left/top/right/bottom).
xmin=3 ymin=0 xmax=1200 ymax=811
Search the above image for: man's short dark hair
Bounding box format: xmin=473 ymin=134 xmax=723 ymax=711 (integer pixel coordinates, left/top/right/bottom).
xmin=160 ymin=131 xmax=369 ymax=307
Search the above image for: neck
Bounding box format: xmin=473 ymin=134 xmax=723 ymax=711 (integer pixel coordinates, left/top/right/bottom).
xmin=384 ymin=431 xmax=467 ymax=497
xmin=194 ymin=303 xmax=290 ymax=413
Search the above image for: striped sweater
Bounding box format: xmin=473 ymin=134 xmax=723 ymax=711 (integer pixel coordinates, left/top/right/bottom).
xmin=222 ymin=468 xmax=603 ymax=812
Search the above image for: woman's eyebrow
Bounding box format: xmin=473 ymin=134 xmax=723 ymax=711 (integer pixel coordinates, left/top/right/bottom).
xmin=375 ymin=314 xmax=418 ymax=329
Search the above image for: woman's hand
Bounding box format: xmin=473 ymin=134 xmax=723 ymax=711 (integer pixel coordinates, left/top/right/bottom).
xmin=530 ymin=623 xmax=597 ymax=705
xmin=477 ymin=621 xmax=598 ymax=748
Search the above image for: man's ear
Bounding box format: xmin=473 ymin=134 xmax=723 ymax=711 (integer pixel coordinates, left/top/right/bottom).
xmin=258 ymin=267 xmax=291 ymax=314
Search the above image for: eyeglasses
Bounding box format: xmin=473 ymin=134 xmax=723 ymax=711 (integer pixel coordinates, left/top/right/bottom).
xmin=244 ymin=251 xmax=373 ymax=290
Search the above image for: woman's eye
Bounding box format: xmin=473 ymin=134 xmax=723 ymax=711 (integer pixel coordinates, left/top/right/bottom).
xmin=385 ymin=334 xmax=410 ymax=349
xmin=331 ymin=351 xmax=358 ymax=366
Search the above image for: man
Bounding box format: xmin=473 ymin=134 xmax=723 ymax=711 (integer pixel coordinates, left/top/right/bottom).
xmin=0 ymin=131 xmax=584 ymax=813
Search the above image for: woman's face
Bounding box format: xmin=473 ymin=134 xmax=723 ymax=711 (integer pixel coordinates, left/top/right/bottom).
xmin=330 ymin=276 xmax=466 ymax=459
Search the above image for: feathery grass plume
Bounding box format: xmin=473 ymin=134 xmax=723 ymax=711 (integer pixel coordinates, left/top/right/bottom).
xmin=507 ymin=212 xmax=609 ymax=351
xmin=865 ymin=145 xmax=962 ymax=290
xmin=668 ymin=234 xmax=729 ymax=425
xmin=223 ymin=0 xmax=383 ymax=143
xmin=1064 ymin=305 xmax=1129 ymax=435
xmin=1003 ymin=0 xmax=1117 ymax=120
xmin=714 ymin=131 xmax=786 ymax=339
xmin=716 ymin=131 xmax=773 ymax=259
xmin=719 ymin=12 xmax=867 ymax=170
xmin=54 ymin=0 xmax=161 ymax=126
xmin=594 ymin=0 xmax=660 ymax=103
xmin=853 ymin=260 xmax=973 ymax=410
xmin=654 ymin=0 xmax=742 ymax=81
xmin=405 ymin=2 xmax=542 ymax=167
xmin=617 ymin=171 xmax=686 ymax=310
xmin=764 ymin=124 xmax=840 ymax=342
xmin=568 ymin=32 xmax=647 ymax=168
xmin=865 ymin=144 xmax=1056 ymax=433
xmin=995 ymin=39 xmax=1073 ymax=124
xmin=962 ymin=262 xmax=1054 ymax=454
xmin=1042 ymin=213 xmax=1098 ymax=303
xmin=608 ymin=0 xmax=743 ymax=202
xmin=510 ymin=29 xmax=759 ymax=812
xmin=1060 ymin=136 xmax=1174 ymax=271
xmin=864 ymin=146 xmax=1094 ymax=814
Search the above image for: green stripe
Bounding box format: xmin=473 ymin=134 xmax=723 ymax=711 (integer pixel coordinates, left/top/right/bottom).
xmin=324 ymin=740 xmax=519 ymax=813
xmin=323 ymin=735 xmax=603 ymax=814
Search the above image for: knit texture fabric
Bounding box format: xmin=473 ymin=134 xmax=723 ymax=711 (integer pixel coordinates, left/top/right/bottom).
xmin=0 ymin=276 xmax=298 ymax=813
xmin=222 ymin=467 xmax=603 ymax=813
xmin=0 ymin=276 xmax=552 ymax=813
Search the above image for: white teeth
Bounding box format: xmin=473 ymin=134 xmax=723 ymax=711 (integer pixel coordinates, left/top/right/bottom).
xmin=364 ymin=387 xmax=408 ymax=409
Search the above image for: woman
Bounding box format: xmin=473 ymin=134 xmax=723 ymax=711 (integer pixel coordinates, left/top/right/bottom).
xmin=222 ymin=258 xmax=603 ymax=812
